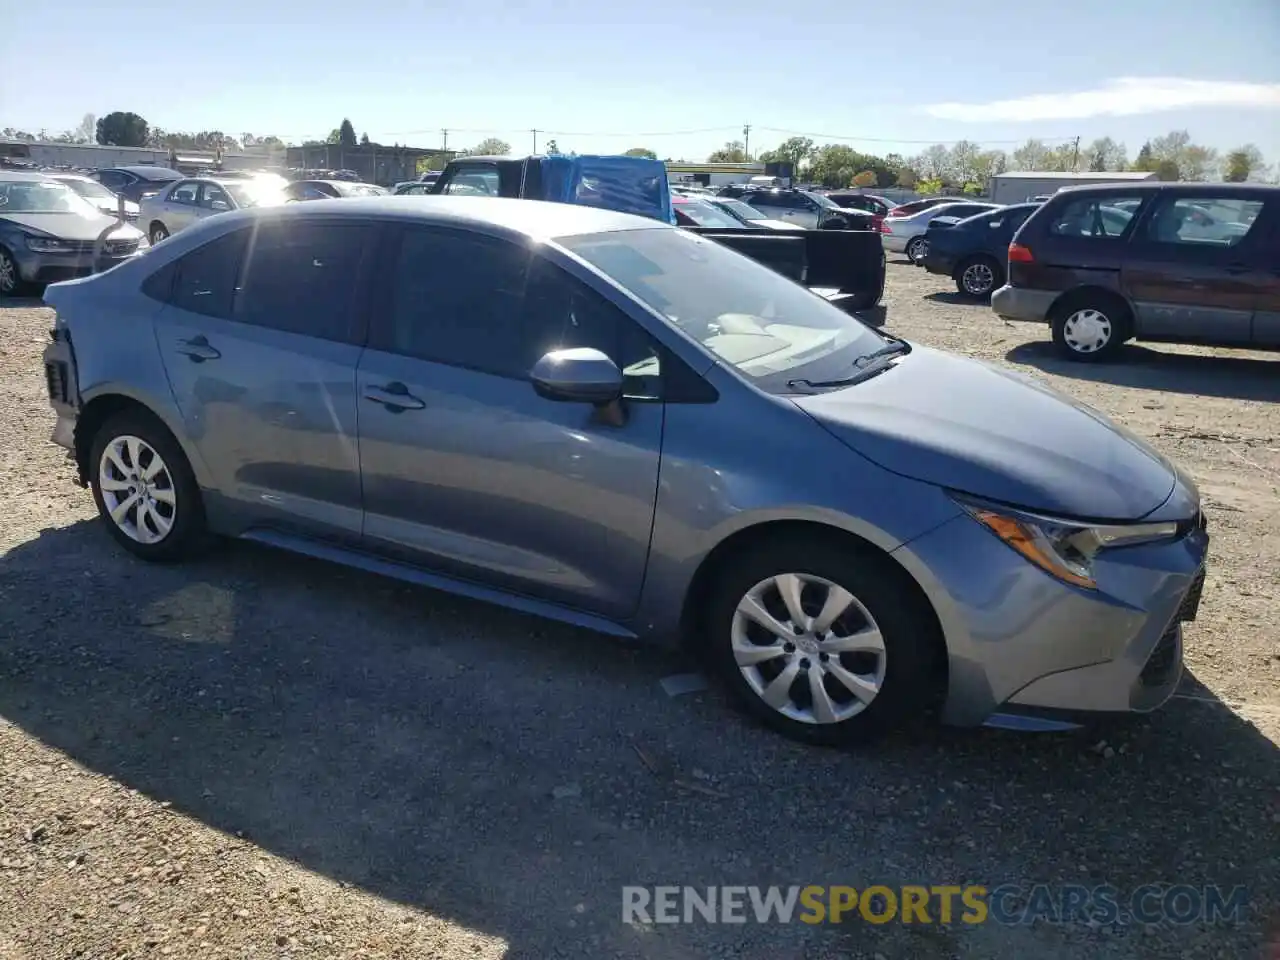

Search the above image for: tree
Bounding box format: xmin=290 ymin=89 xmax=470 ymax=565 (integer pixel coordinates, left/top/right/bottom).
xmin=916 ymin=178 xmax=943 ymax=196
xmin=894 ymin=167 xmax=917 ymax=189
xmin=971 ymin=150 xmax=1007 ymax=187
xmin=472 ymin=137 xmax=511 ymax=156
xmin=1 ymin=128 xmax=36 ymax=141
xmin=75 ymin=114 xmax=95 ymax=144
xmin=1154 ymin=160 xmax=1180 ymax=181
xmin=1223 ymin=144 xmax=1266 ymax=182
xmin=947 ymin=140 xmax=982 ymax=184
xmin=338 ymin=119 xmax=358 ymax=148
xmin=1010 ymin=138 xmax=1051 ymax=171
xmin=1180 ymin=144 xmax=1219 ymax=181
xmin=807 ymin=144 xmax=863 ymax=187
xmin=851 ymin=170 xmax=877 ymax=188
xmin=96 ymin=111 xmax=149 ymax=147
xmin=758 ymin=136 xmax=815 ymax=172
xmin=360 ymin=132 xmax=370 ymax=146
xmin=1085 ymin=137 xmax=1127 ymax=172
xmin=707 ymin=141 xmax=747 ymax=163
xmin=545 ymin=138 xmax=561 ymax=155
xmin=624 ymin=147 xmax=657 ymax=159
xmin=912 ymin=144 xmax=952 ymax=181
xmin=1132 ymin=142 xmax=1155 ymax=172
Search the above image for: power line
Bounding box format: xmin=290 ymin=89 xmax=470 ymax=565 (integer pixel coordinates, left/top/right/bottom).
xmin=754 ymin=126 xmax=1081 ymax=146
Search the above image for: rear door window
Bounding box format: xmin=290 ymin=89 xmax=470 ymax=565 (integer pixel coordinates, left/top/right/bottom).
xmin=1141 ymin=196 xmax=1265 ymax=248
xmin=440 ymin=165 xmax=500 ymax=197
xmin=168 ymin=181 xmax=199 ymax=205
xmin=1048 ymin=196 xmax=1141 ymax=239
xmin=146 ymin=230 xmax=248 ymax=318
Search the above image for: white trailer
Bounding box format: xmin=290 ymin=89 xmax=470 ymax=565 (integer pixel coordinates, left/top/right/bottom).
xmin=989 ymin=171 xmax=1157 ymax=205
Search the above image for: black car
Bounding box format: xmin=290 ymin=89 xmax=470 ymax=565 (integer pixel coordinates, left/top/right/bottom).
xmin=90 ymin=166 xmax=185 ymax=204
xmin=923 ymin=203 xmax=1041 ymax=298
xmin=282 ymin=179 xmax=388 ymax=201
xmin=826 ymin=192 xmax=893 ymax=217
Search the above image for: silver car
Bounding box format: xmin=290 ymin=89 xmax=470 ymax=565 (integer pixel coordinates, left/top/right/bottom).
xmin=881 ymin=201 xmax=1000 ymax=263
xmin=139 ymin=177 xmax=286 ymax=244
xmin=48 ymin=173 xmax=141 ymax=223
xmin=41 ymin=197 xmax=1208 ymax=745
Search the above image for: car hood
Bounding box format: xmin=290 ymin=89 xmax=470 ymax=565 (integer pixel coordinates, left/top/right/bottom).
xmin=86 ymin=197 xmax=140 ymax=216
xmin=1 ymin=210 xmax=137 ymax=242
xmin=756 ymin=218 xmax=804 ymax=230
xmin=791 ymin=345 xmax=1176 ymax=520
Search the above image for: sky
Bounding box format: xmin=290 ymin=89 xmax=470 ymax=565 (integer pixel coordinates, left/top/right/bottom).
xmin=3 ymin=0 xmax=1279 ymax=168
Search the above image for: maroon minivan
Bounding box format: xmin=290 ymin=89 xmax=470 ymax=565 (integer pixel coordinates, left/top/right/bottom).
xmin=991 ymin=183 xmax=1279 ymax=361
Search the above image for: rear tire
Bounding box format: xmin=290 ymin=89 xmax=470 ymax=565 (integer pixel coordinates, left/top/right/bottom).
xmin=905 ymin=236 xmax=928 ymax=264
xmin=89 ymin=409 xmax=208 ymax=562
xmin=705 ymin=535 xmax=943 ymax=745
xmin=954 ymin=256 xmax=1002 ymax=299
xmin=149 ymin=222 xmax=170 ymax=245
xmin=1050 ymin=293 xmax=1132 ymax=362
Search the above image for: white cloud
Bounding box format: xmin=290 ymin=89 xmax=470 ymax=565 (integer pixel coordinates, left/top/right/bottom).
xmin=922 ymin=77 xmax=1280 ymax=122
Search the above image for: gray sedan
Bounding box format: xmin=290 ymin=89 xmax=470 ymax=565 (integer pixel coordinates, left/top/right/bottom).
xmin=41 ymin=197 xmax=1208 ymax=744
xmin=139 ymin=176 xmax=286 ymax=245
xmin=881 ymin=200 xmax=1000 ymax=263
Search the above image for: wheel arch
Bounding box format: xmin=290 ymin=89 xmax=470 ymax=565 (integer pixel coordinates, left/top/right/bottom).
xmin=1048 ymin=285 xmax=1136 ymax=330
xmin=678 ymin=518 xmax=949 ymax=696
xmin=74 ymin=389 xmax=209 ymax=489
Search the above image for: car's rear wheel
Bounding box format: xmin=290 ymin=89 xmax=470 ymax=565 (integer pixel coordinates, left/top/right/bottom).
xmin=906 ymin=236 xmax=928 ymax=264
xmin=149 ymin=222 xmax=169 ymax=245
xmin=706 ymin=536 xmax=942 ymax=745
xmin=0 ymin=247 xmax=23 ymax=297
xmin=1050 ymin=294 xmax=1131 ymax=362
xmin=955 ymin=256 xmax=1001 ymax=298
xmin=89 ymin=410 xmax=207 ymax=562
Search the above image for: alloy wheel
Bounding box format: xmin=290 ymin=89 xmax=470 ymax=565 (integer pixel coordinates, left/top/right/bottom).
xmin=150 ymin=225 xmax=169 ymax=244
xmin=731 ymin=573 xmax=887 ymax=725
xmin=0 ymin=253 xmax=16 ymax=294
xmin=962 ymin=262 xmax=995 ymax=295
xmin=98 ymin=435 xmax=177 ymax=544
xmin=908 ymin=238 xmax=928 ymax=263
xmin=1062 ymin=308 xmax=1113 ymax=354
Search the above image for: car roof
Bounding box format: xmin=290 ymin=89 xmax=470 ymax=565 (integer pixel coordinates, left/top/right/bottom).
xmin=107 ymin=166 xmax=183 ymax=178
xmin=0 ymin=171 xmax=54 ymax=182
xmin=204 ymin=195 xmax=669 ymax=240
xmin=1053 ymin=181 xmax=1280 ymax=197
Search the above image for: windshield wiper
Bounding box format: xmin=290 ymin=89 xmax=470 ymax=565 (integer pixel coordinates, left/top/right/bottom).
xmin=786 ymin=336 xmax=910 ymax=391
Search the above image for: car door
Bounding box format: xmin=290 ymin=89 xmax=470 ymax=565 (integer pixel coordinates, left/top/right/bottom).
xmin=355 ymin=224 xmax=665 ymax=618
xmin=149 ymin=219 xmax=377 ymax=540
xmin=1252 ymin=207 xmax=1280 ymax=346
xmin=196 ymin=182 xmax=235 ymax=222
xmin=1122 ymin=190 xmax=1267 ymax=345
xmin=161 ymin=180 xmax=202 ymax=233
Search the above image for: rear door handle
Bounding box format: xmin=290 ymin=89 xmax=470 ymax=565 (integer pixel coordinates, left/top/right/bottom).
xmin=364 ymin=382 xmax=425 ymax=411
xmin=175 ymin=336 xmax=220 ymax=362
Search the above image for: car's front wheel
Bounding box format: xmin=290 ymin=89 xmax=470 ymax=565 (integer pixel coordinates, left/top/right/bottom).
xmin=1050 ymin=294 xmax=1131 ymax=362
xmin=0 ymin=247 xmax=23 ymax=297
xmin=955 ymin=256 xmax=1001 ymax=298
xmin=706 ymin=536 xmax=942 ymax=745
xmin=89 ymin=409 xmax=207 ymax=562
xmin=905 ymin=236 xmax=928 ymax=264
xmin=149 ymin=222 xmax=170 ymax=245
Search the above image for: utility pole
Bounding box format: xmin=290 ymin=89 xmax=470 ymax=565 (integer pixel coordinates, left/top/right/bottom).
xmin=1070 ymin=135 xmax=1081 ymax=172
xmin=743 ymin=123 xmax=751 ymax=161
xmin=531 ymin=129 xmax=539 ymax=154
xmin=441 ymin=128 xmax=448 ymax=151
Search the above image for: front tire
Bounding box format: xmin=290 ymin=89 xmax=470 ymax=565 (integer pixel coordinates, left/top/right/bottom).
xmin=705 ymin=536 xmax=943 ymax=745
xmin=149 ymin=222 xmax=170 ymax=245
xmin=89 ymin=409 xmax=207 ymax=562
xmin=905 ymin=236 xmax=928 ymax=264
xmin=1050 ymin=294 xmax=1131 ymax=362
xmin=954 ymin=256 xmax=1001 ymax=299
xmin=0 ymin=247 xmax=24 ymax=297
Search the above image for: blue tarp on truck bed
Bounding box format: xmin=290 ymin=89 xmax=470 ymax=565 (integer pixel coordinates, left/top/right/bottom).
xmin=539 ymin=155 xmax=675 ymax=224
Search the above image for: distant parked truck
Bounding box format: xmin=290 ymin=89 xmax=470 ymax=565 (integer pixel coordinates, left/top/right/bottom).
xmin=988 ymin=171 xmax=1157 ymax=206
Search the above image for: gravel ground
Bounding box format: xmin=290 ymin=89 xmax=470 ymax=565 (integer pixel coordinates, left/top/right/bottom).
xmin=1 ymin=262 xmax=1277 ymax=960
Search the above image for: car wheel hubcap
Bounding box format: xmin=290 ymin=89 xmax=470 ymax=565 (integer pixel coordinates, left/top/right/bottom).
xmin=99 ymin=435 xmax=177 ymax=544
xmin=1063 ymin=309 xmax=1112 ymax=353
xmin=963 ymin=263 xmax=994 ymax=294
xmin=0 ymin=255 xmax=15 ymax=292
xmin=151 ymin=227 xmax=167 ymax=243
xmin=731 ymin=573 xmax=887 ymax=725
xmin=909 ymin=239 xmax=926 ymax=261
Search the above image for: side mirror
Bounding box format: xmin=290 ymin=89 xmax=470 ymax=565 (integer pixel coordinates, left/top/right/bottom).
xmin=530 ymin=348 xmax=623 ymax=404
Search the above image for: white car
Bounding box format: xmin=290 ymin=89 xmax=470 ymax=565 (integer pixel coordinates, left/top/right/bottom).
xmin=48 ymin=173 xmax=141 ymax=223
xmin=139 ymin=177 xmax=286 ymax=245
xmin=703 ymin=196 xmax=802 ymax=231
xmin=880 ymin=201 xmax=1000 ymax=264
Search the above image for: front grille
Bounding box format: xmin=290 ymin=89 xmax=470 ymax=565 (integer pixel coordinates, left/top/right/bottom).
xmin=105 ymin=239 xmax=139 ymax=256
xmin=45 ymin=361 xmax=69 ymax=403
xmin=1140 ymin=624 xmax=1180 ymax=688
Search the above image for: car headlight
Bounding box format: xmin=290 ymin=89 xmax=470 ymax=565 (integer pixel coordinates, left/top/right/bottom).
xmin=953 ymin=494 xmax=1179 ymax=589
xmin=26 ymin=235 xmax=75 ymax=253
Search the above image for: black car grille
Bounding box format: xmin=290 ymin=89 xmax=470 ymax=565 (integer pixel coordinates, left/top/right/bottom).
xmin=1140 ymin=624 xmax=1180 ymax=688
xmin=45 ymin=360 xmax=70 ymax=403
xmin=105 ymin=238 xmax=140 ymax=256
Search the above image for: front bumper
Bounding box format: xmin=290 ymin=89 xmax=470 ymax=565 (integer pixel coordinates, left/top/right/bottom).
xmin=990 ymin=284 xmax=1057 ymax=324
xmin=881 ymin=234 xmax=911 ymax=254
xmin=16 ymin=248 xmax=139 ymax=286
xmin=893 ymin=505 xmax=1209 ymax=727
xmin=923 ymin=252 xmax=957 ymax=277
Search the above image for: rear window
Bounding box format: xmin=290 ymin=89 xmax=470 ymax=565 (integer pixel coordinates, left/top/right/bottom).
xmin=1047 ymin=196 xmax=1139 ymax=239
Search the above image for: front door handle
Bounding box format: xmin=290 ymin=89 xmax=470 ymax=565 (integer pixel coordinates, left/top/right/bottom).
xmin=175 ymin=336 xmax=220 ymax=362
xmin=364 ymin=382 xmax=425 ymax=411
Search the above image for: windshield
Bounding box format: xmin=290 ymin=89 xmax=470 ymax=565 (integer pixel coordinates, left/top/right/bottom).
xmin=336 ymin=182 xmax=388 ymax=197
xmin=717 ymin=199 xmax=766 ymax=221
xmin=0 ymin=179 xmax=102 ymax=215
xmin=558 ymin=228 xmax=887 ymax=393
xmin=808 ymin=192 xmax=839 ymax=210
xmin=58 ymin=178 xmax=118 ymax=202
xmin=223 ymin=181 xmax=286 ymax=208
xmin=675 ymin=199 xmax=746 ymax=228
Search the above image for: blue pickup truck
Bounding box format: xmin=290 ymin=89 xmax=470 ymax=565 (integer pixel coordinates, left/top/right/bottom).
xmin=428 ymin=154 xmax=886 ymax=312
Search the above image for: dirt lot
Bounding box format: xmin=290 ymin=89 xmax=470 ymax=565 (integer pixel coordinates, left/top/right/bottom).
xmin=1 ymin=262 xmax=1277 ymax=960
